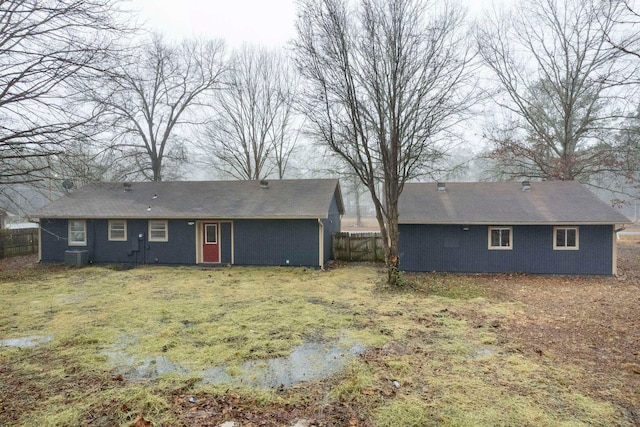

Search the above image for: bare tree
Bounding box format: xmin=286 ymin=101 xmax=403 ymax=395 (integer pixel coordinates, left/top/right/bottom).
xmin=295 ymin=0 xmax=475 ymax=286
xmin=47 ymin=140 xmax=131 ymax=189
xmin=0 ymin=0 xmax=129 ymax=186
xmin=601 ymin=0 xmax=640 ymax=63
xmin=92 ymin=35 xmax=227 ymax=182
xmin=476 ymin=0 xmax=635 ymax=185
xmin=199 ymin=45 xmax=298 ymax=180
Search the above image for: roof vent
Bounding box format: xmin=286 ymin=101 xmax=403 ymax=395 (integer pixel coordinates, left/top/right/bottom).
xmin=260 ymin=179 xmax=269 ymax=189
xmin=522 ymin=181 xmax=531 ymax=191
xmin=437 ymin=182 xmax=446 ymax=192
xmin=123 ymin=182 xmax=132 ymax=192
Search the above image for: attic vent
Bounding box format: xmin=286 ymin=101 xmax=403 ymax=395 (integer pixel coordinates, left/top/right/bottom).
xmin=62 ymin=180 xmax=74 ymax=191
xmin=437 ymin=182 xmax=446 ymax=192
xmin=260 ymin=179 xmax=269 ymax=189
xmin=522 ymin=181 xmax=531 ymax=192
xmin=123 ymin=182 xmax=132 ymax=192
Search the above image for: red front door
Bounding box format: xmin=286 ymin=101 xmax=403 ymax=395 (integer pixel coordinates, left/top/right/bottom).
xmin=203 ymin=223 xmax=219 ymax=263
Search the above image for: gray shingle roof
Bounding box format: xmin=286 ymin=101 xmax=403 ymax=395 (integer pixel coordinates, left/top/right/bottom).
xmin=32 ymin=179 xmax=344 ymax=219
xmin=399 ymin=181 xmax=630 ymax=224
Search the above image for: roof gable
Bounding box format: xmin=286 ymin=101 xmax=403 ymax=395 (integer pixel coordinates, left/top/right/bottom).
xmin=399 ymin=181 xmax=630 ymax=224
xmin=33 ymin=179 xmax=344 ymax=220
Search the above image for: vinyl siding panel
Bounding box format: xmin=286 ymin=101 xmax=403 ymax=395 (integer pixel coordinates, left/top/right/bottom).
xmin=41 ymin=204 xmax=337 ymax=268
xmin=41 ymin=219 xmax=78 ymax=262
xmin=220 ymin=222 xmax=232 ymax=264
xmin=233 ymin=219 xmax=320 ymax=267
xmin=142 ymin=219 xmax=195 ymax=265
xmin=399 ymin=224 xmax=613 ymax=275
xmin=40 ymin=218 xmax=197 ymax=265
xmin=322 ymin=196 xmax=342 ymax=263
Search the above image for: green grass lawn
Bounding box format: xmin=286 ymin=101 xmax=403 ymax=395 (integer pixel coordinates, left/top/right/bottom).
xmin=0 ymin=264 xmax=630 ymax=426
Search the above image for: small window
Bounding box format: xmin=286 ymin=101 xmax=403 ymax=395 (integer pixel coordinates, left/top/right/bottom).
xmin=488 ymin=226 xmax=512 ymax=250
xmin=554 ymin=227 xmax=579 ymax=250
xmin=148 ymin=220 xmax=168 ymax=242
xmin=205 ymin=224 xmax=218 ymax=244
xmin=108 ymin=220 xmax=127 ymax=241
xmin=69 ymin=220 xmax=87 ymax=246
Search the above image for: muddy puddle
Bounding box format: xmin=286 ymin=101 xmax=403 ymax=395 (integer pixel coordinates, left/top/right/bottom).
xmin=469 ymin=346 xmax=500 ymax=359
xmin=0 ymin=335 xmax=53 ymax=348
xmin=200 ymin=339 xmax=366 ymax=387
xmin=104 ymin=335 xmax=365 ymax=388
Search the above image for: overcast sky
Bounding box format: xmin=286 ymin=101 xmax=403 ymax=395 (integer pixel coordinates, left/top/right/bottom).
xmin=130 ymin=0 xmax=495 ymax=47
xmin=130 ymin=0 xmax=297 ymax=47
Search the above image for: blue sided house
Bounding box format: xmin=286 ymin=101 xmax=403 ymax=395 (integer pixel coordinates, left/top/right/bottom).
xmin=33 ymin=179 xmax=344 ymax=268
xmin=398 ymin=181 xmax=630 ymax=276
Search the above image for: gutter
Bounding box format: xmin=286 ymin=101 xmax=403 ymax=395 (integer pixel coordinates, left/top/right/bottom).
xmin=30 ymin=214 xmax=330 ymax=220
xmin=318 ymin=218 xmax=324 ymax=270
xmin=398 ymin=221 xmax=632 ymax=226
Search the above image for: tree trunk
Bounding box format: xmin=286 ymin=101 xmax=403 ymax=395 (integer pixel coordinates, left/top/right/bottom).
xmin=372 ymin=189 xmax=401 ymax=287
xmin=385 ymin=195 xmax=401 ymax=287
xmin=152 ymin=157 xmax=162 ymax=182
xmin=387 ymin=226 xmax=400 ymax=284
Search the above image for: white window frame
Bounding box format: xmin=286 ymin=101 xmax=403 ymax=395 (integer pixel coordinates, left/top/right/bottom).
xmin=108 ymin=220 xmax=127 ymax=242
xmin=205 ymin=223 xmax=218 ymax=244
xmin=488 ymin=226 xmax=513 ymax=250
xmin=553 ymin=226 xmax=579 ymax=250
xmin=148 ymin=220 xmax=168 ymax=242
xmin=68 ymin=219 xmax=87 ymax=246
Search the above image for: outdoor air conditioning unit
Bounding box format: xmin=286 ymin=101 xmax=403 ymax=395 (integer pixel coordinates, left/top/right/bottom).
xmin=64 ymin=250 xmax=88 ymax=267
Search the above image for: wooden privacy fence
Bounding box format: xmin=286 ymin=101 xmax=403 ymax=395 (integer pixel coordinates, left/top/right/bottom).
xmin=0 ymin=228 xmax=39 ymax=258
xmin=333 ymin=232 xmax=385 ymax=262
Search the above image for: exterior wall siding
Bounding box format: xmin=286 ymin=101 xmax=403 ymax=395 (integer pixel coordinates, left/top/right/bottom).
xmin=233 ymin=219 xmax=320 ymax=267
xmin=322 ymin=196 xmax=342 ymax=263
xmin=40 ymin=190 xmax=343 ymax=268
xmin=141 ymin=219 xmax=196 ymax=265
xmin=399 ymin=224 xmax=614 ymax=275
xmin=220 ymin=222 xmax=232 ymax=264
xmin=40 ymin=218 xmax=197 ymax=265
xmin=40 ymin=218 xmax=76 ymax=262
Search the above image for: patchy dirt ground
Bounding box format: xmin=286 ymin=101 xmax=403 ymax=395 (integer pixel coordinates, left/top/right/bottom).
xmin=474 ymin=242 xmax=640 ymax=424
xmin=159 ymin=244 xmax=640 ymax=426
xmin=1 ymin=244 xmax=639 ymax=426
xmin=0 ymin=253 xmax=38 ymax=271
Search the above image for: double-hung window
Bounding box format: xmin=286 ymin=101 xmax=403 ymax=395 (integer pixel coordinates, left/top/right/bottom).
xmin=554 ymin=227 xmax=579 ymax=250
xmin=108 ymin=220 xmax=127 ymax=241
xmin=68 ymin=220 xmax=87 ymax=246
xmin=488 ymin=226 xmax=512 ymax=250
xmin=148 ymin=220 xmax=168 ymax=242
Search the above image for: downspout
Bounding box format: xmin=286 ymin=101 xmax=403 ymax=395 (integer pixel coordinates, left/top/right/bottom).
xmin=230 ymin=221 xmax=235 ymax=265
xmin=91 ymin=219 xmax=96 ymax=263
xmin=38 ymin=220 xmax=42 ymax=262
xmin=318 ymin=218 xmax=324 ymax=270
xmin=613 ymin=224 xmax=626 ymax=276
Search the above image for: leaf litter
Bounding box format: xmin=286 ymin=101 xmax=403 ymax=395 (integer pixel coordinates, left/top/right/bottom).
xmin=0 ymin=245 xmax=639 ymax=426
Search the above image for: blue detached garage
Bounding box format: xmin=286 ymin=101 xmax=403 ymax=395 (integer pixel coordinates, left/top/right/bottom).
xmin=32 ymin=179 xmax=343 ymax=268
xmin=398 ymin=181 xmax=630 ymax=275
